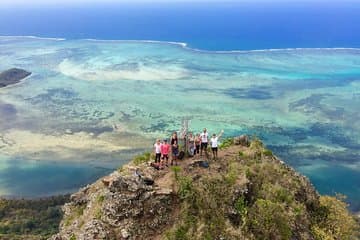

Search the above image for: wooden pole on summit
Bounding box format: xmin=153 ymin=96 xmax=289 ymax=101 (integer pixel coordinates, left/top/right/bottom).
xmin=180 ymin=119 xmax=189 ymax=157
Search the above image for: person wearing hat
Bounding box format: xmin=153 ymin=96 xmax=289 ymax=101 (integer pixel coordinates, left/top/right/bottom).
xmin=160 ymin=138 xmax=170 ymax=166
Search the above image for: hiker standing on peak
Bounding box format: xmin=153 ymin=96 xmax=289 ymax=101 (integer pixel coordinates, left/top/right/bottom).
xmin=210 ymin=130 xmax=224 ymax=160
xmin=171 ymin=131 xmax=179 ymax=166
xmin=188 ymin=132 xmax=195 ymax=156
xmin=194 ymin=133 xmax=201 ymax=155
xmin=154 ymin=139 xmax=162 ymax=163
xmin=200 ymin=128 xmax=209 ymax=157
xmin=161 ymin=139 xmax=170 ymax=166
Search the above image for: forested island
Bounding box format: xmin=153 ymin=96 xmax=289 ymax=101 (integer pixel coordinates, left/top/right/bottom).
xmin=0 ymin=68 xmax=31 ymax=88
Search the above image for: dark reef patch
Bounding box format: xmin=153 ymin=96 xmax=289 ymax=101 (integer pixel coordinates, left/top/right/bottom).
xmin=27 ymin=88 xmax=115 ymax=123
xmin=309 ymin=123 xmax=359 ymax=149
xmin=289 ymin=94 xmax=330 ymax=111
xmin=183 ymin=63 xmax=220 ymax=72
xmin=267 ymin=144 xmax=359 ymax=166
xmin=0 ymin=103 xmax=17 ymax=116
xmin=0 ymin=103 xmax=17 ymax=129
xmin=73 ymin=126 xmax=114 ymax=135
xmin=182 ymin=87 xmax=215 ymax=93
xmin=140 ymin=120 xmax=169 ymax=132
xmin=275 ymin=76 xmax=359 ymax=92
xmin=289 ymin=94 xmax=346 ymax=120
xmin=27 ymin=88 xmax=79 ymax=105
xmin=110 ymin=61 xmax=139 ymax=71
xmin=232 ymin=122 xmax=360 ymax=165
xmin=119 ymin=111 xmax=133 ymax=121
xmin=224 ymin=87 xmax=273 ymax=100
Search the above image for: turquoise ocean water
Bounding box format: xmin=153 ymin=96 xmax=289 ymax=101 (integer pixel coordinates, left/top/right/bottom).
xmin=0 ymin=1 xmax=359 ymax=211
xmin=0 ymin=37 xmax=359 ymax=211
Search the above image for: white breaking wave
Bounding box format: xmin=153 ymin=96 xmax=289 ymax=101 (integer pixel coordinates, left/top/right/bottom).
xmin=2 ymin=35 xmax=360 ymax=54
xmin=84 ymin=38 xmax=187 ymax=48
xmin=183 ymin=47 xmax=360 ymax=54
xmin=0 ymin=35 xmax=66 ymax=41
xmin=82 ymin=38 xmax=360 ymax=54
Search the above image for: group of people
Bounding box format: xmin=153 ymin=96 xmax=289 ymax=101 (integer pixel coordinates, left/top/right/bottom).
xmin=153 ymin=128 xmax=224 ymax=168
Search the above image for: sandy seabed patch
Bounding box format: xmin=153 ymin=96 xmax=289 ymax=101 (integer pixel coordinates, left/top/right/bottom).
xmin=0 ymin=129 xmax=130 ymax=161
xmin=57 ymin=58 xmax=189 ymax=81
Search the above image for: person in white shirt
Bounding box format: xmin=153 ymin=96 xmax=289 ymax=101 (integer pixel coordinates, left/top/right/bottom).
xmin=154 ymin=139 xmax=162 ymax=163
xmin=210 ymin=130 xmax=224 ymax=160
xmin=200 ymin=128 xmax=209 ymax=157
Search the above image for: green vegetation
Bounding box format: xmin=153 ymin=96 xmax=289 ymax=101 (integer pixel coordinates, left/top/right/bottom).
xmin=132 ymin=152 xmax=151 ymax=165
xmin=311 ymin=195 xmax=358 ymax=240
xmin=249 ymin=137 xmax=264 ymax=160
xmin=0 ymin=195 xmax=69 ymax=239
xmin=167 ymin=159 xmax=248 ymax=240
xmin=95 ymin=208 xmax=102 ymax=220
xmin=248 ymin=199 xmax=292 ymax=239
xmin=219 ymin=138 xmax=233 ymax=149
xmin=97 ymin=195 xmax=105 ymax=203
xmin=225 ymin=161 xmax=240 ymax=185
xmin=117 ymin=166 xmax=124 ymax=172
xmin=234 ymin=196 xmax=247 ymax=215
xmin=263 ymin=149 xmax=273 ymax=157
xmin=177 ymin=176 xmax=193 ymax=200
xmin=171 ymin=166 xmax=182 ymax=181
xmin=75 ymin=205 xmax=85 ymax=216
xmin=64 ymin=204 xmax=86 ymax=227
xmin=165 ymin=138 xmax=359 ymax=240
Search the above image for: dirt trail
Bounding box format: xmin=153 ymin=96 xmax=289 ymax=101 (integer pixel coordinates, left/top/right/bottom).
xmin=154 ymin=145 xmax=247 ymax=190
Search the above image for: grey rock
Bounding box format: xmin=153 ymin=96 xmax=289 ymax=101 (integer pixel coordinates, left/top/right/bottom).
xmin=234 ymin=135 xmax=249 ymax=146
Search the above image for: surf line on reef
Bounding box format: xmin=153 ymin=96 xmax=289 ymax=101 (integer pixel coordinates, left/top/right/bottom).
xmin=2 ymin=35 xmax=360 ymax=54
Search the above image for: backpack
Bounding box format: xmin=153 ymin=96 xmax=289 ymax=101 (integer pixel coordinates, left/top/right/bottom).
xmin=178 ymin=151 xmax=185 ymax=160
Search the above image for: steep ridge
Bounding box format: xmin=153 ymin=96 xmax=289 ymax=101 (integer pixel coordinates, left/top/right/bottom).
xmin=50 ymin=137 xmax=359 ymax=240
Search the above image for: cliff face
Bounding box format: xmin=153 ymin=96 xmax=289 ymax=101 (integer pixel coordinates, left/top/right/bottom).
xmin=50 ymin=137 xmax=359 ymax=240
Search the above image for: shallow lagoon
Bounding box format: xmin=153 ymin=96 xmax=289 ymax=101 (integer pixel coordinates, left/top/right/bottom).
xmin=0 ymin=37 xmax=359 ymax=210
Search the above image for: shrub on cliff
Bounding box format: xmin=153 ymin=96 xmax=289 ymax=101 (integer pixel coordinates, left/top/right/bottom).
xmin=311 ymin=195 xmax=358 ymax=240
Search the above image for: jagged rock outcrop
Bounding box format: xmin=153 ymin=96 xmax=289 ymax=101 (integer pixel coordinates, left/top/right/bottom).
xmin=50 ymin=137 xmax=359 ymax=240
xmin=233 ymin=135 xmax=249 ymax=146
xmin=50 ymin=166 xmax=177 ymax=240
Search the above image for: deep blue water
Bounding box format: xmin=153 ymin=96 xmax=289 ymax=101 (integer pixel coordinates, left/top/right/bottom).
xmin=0 ymin=2 xmax=360 ymax=51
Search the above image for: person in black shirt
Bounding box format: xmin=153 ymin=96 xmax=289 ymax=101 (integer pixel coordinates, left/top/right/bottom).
xmin=171 ymin=131 xmax=179 ymax=166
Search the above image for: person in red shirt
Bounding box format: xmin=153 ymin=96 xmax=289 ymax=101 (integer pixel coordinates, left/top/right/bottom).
xmin=160 ymin=139 xmax=170 ymax=166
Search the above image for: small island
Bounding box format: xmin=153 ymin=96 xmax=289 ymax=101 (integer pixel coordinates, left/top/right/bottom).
xmin=0 ymin=68 xmax=31 ymax=88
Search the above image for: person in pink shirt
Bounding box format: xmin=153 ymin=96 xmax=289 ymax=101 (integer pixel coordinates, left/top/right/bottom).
xmin=160 ymin=139 xmax=170 ymax=166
